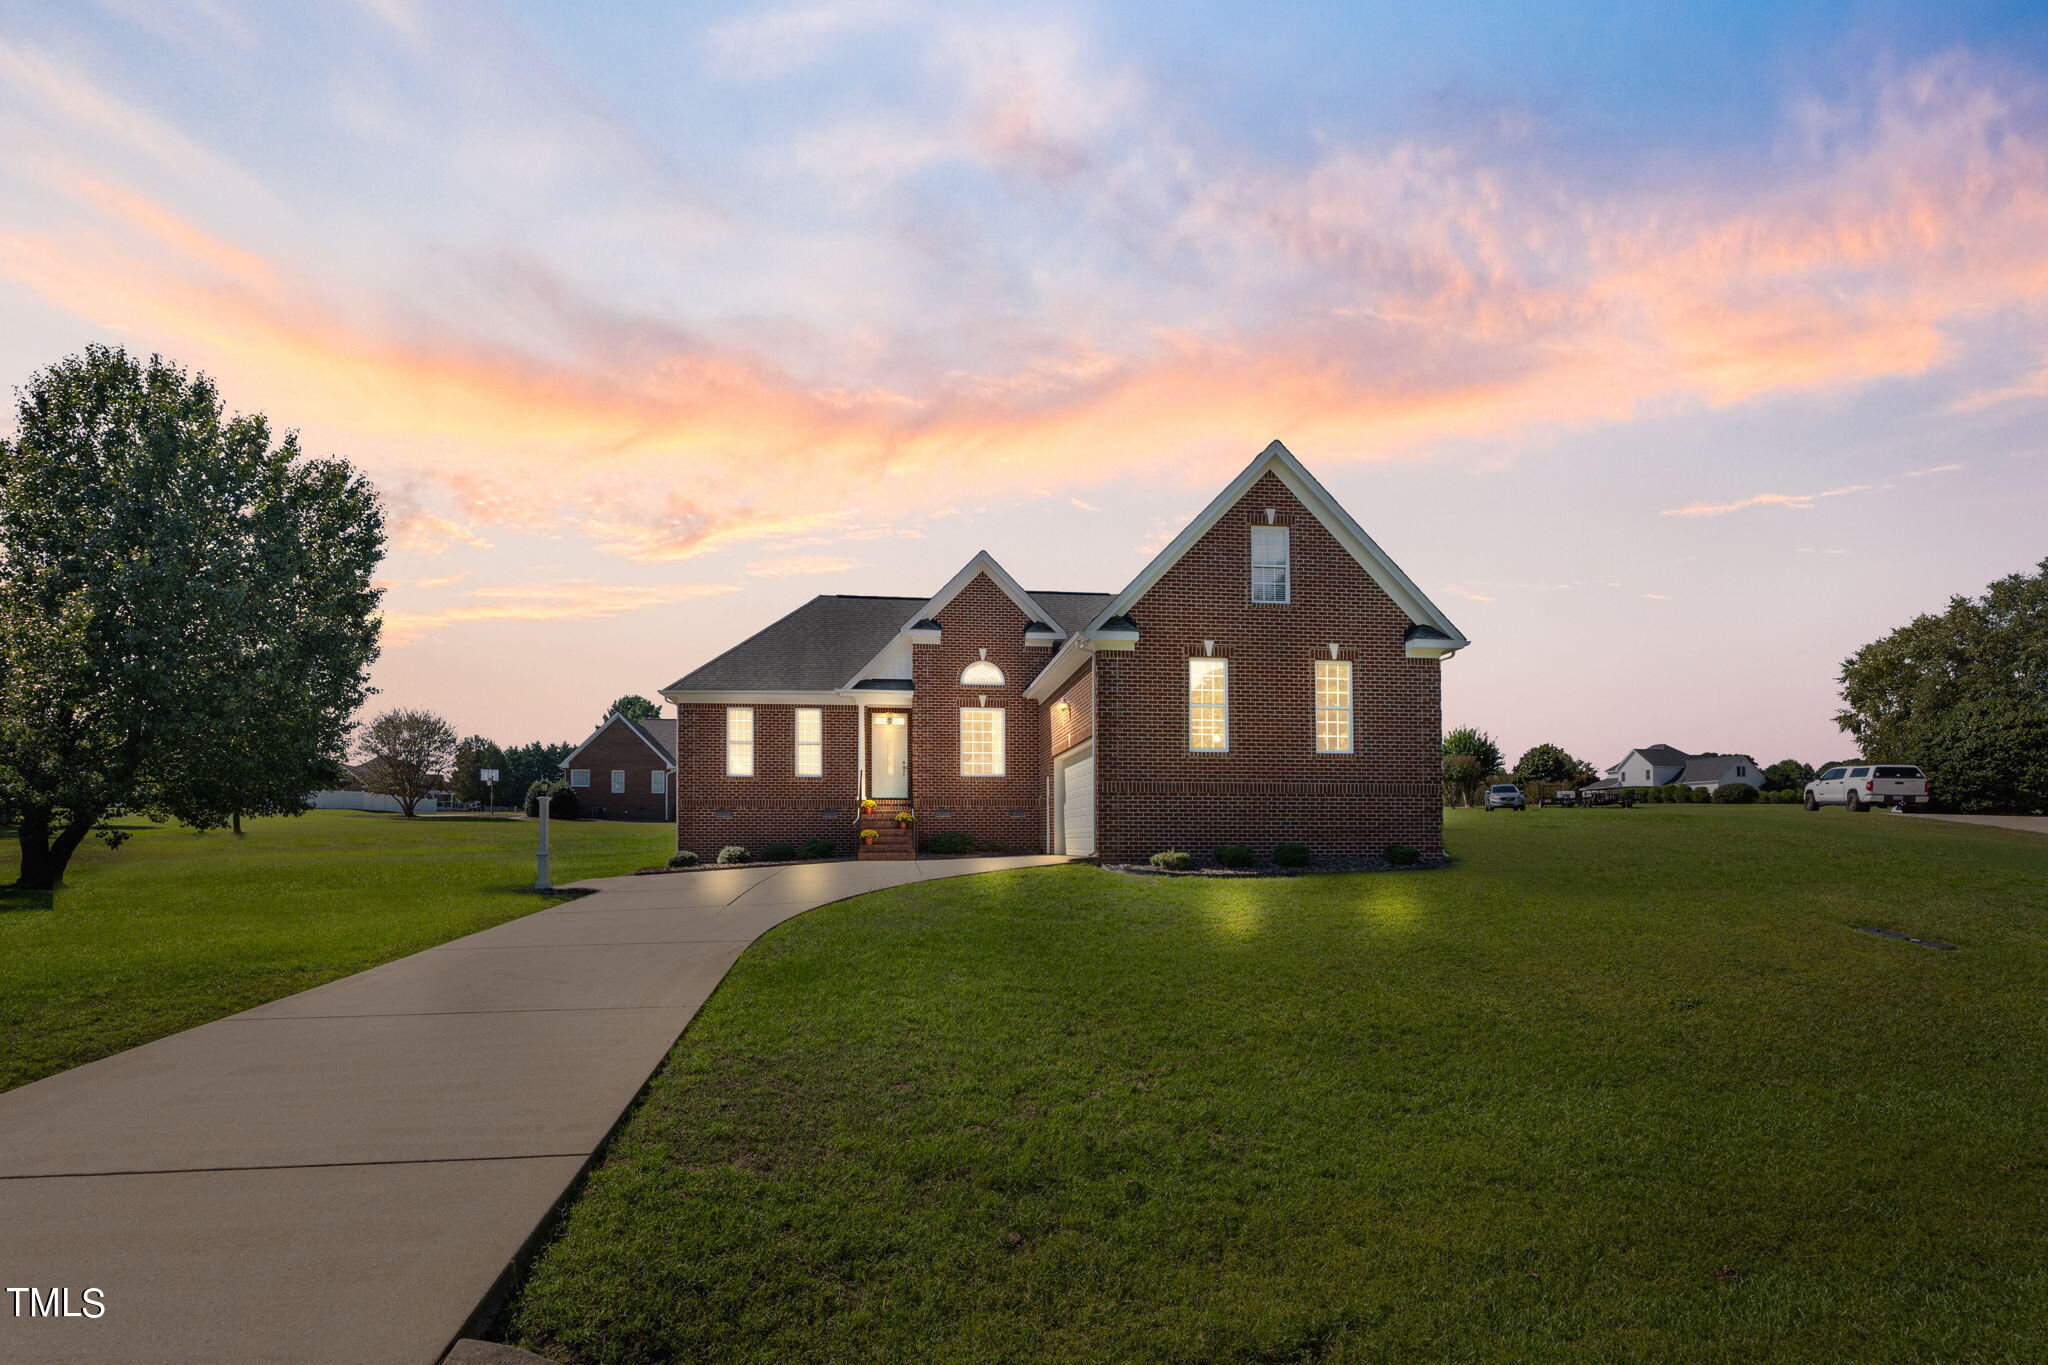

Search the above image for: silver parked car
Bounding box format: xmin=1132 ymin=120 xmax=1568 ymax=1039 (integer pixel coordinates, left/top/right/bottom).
xmin=1484 ymin=782 xmax=1526 ymax=811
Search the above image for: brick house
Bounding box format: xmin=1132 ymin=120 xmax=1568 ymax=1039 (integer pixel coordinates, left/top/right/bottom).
xmin=661 ymin=442 xmax=1468 ymax=861
xmin=559 ymin=713 xmax=678 ymax=821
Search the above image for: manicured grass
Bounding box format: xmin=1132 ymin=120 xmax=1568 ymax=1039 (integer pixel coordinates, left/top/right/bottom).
xmin=504 ymin=807 xmax=2048 ymax=1364
xmin=0 ymin=811 xmax=671 ymax=1091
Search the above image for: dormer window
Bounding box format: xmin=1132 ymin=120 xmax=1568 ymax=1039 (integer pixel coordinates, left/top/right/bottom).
xmin=1251 ymin=525 xmax=1290 ymax=603
xmin=960 ymin=650 xmax=1005 ymax=687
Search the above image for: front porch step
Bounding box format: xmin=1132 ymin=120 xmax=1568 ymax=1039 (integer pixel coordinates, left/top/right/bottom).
xmin=857 ymin=802 xmax=918 ymax=860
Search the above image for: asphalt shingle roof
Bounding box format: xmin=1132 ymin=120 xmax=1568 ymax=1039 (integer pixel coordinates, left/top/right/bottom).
xmin=1677 ymin=753 xmax=1756 ymax=784
xmin=625 ymin=715 xmax=677 ymax=761
xmin=666 ymin=595 xmax=922 ymax=692
xmin=666 ymin=588 xmax=1116 ymax=693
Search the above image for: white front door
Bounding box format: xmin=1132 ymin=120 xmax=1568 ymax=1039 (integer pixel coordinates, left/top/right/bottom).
xmin=871 ymin=712 xmax=909 ymax=799
xmin=1058 ymin=749 xmax=1095 ymax=856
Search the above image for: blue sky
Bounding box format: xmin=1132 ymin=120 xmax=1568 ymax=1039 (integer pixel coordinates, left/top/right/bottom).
xmin=1 ymin=0 xmax=2045 ymax=767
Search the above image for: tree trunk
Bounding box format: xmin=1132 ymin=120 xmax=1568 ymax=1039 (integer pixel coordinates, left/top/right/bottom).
xmin=232 ymin=811 xmax=242 ymax=835
xmin=11 ymin=808 xmax=95 ymax=890
xmin=13 ymin=808 xmax=55 ymax=890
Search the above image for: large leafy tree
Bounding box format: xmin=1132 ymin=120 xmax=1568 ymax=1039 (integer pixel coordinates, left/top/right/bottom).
xmin=603 ymin=694 xmax=661 ymax=727
xmin=358 ymin=709 xmax=458 ymax=818
xmin=0 ymin=347 xmax=383 ymax=889
xmin=1835 ymin=558 xmax=2048 ymax=813
xmin=1442 ymin=727 xmax=1504 ymax=778
xmin=1512 ymin=743 xmax=1581 ymax=784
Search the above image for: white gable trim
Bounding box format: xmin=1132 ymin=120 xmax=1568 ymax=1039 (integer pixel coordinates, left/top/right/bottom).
xmin=559 ymin=712 xmax=676 ymax=770
xmin=1082 ymin=440 xmax=1468 ymax=651
xmin=844 ymin=551 xmax=1064 ymax=689
xmin=906 ymin=551 xmax=1062 ymax=637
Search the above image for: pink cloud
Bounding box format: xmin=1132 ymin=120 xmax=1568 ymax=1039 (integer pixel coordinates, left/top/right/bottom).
xmin=745 ymin=555 xmax=860 ymax=577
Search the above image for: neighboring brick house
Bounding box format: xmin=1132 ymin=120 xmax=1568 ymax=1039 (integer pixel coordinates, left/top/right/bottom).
xmin=661 ymin=442 xmax=1469 ymax=861
xmin=558 ymin=712 xmax=678 ymax=821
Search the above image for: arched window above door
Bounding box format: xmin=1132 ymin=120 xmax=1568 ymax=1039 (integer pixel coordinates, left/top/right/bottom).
xmin=960 ymin=653 xmax=1005 ymax=686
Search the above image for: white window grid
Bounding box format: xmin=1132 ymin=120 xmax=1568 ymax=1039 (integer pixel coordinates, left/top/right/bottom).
xmin=568 ymin=769 xmax=589 ymax=788
xmin=794 ymin=708 xmax=823 ymax=777
xmin=1189 ymin=658 xmax=1228 ymax=751
xmin=610 ymin=769 xmax=625 ymax=794
xmin=960 ymin=707 xmax=1006 ymax=775
xmin=725 ymin=707 xmax=755 ymax=777
xmin=1251 ymin=526 xmax=1290 ymax=603
xmin=1315 ymin=660 xmax=1352 ymax=753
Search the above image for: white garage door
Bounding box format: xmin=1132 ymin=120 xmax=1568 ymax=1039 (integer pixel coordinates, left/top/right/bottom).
xmin=1060 ymin=753 xmax=1095 ymax=857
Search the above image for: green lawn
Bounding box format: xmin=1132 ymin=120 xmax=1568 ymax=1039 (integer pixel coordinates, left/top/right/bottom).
xmin=0 ymin=811 xmax=671 ymax=1092
xmin=502 ymin=807 xmax=2048 ymax=1364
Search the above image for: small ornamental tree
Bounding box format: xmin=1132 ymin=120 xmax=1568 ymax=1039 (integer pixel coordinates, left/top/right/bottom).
xmin=358 ymin=709 xmax=457 ymax=817
xmin=0 ymin=346 xmax=383 ymax=889
xmin=1443 ymin=727 xmax=1504 ymax=782
xmin=1443 ymin=753 xmax=1486 ymax=808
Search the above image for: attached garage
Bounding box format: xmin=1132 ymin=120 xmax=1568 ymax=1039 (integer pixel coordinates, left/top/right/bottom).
xmin=1055 ymin=746 xmax=1095 ymax=856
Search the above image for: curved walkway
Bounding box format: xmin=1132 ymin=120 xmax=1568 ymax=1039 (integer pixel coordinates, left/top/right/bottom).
xmin=0 ymin=855 xmax=1064 ymax=1364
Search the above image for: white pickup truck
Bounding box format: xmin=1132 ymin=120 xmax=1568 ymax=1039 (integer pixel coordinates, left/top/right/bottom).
xmin=1804 ymin=763 xmax=1931 ymax=812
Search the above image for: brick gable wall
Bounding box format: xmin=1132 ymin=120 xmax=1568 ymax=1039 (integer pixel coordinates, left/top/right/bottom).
xmin=1094 ymin=471 xmax=1442 ymax=859
xmin=562 ymin=720 xmax=674 ymax=822
xmin=675 ymin=702 xmax=861 ymax=857
xmin=1046 ymin=660 xmax=1093 ymax=757
xmin=908 ymin=572 xmax=1046 ymax=853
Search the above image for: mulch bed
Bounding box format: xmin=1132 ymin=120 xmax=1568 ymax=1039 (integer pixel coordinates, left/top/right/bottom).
xmin=1105 ymin=853 xmax=1452 ymax=878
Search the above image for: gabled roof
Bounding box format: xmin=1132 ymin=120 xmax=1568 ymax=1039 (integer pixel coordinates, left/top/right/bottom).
xmin=666 ymin=595 xmax=921 ymax=692
xmin=1677 ymin=753 xmax=1756 ymax=784
xmin=561 ymin=711 xmax=678 ymax=769
xmin=1079 ymin=440 xmax=1468 ymax=647
xmin=1608 ymin=744 xmax=1694 ymax=772
xmin=627 ymin=715 xmax=677 ymax=762
xmin=903 ymin=551 xmax=1062 ymax=636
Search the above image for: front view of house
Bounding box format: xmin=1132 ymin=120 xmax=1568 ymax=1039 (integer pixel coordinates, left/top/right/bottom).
xmin=662 ymin=442 xmax=1469 ymax=862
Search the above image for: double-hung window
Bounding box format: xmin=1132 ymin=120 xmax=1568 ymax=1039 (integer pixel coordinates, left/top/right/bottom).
xmin=610 ymin=769 xmax=626 ymax=794
xmin=1189 ymin=658 xmax=1228 ymax=751
xmin=1315 ymin=660 xmax=1352 ymax=753
xmin=725 ymin=707 xmax=754 ymax=776
xmin=960 ymin=707 xmax=1005 ymax=776
xmin=568 ymin=768 xmax=589 ymax=788
xmin=793 ymin=708 xmax=823 ymax=777
xmin=1251 ymin=525 xmax=1290 ymax=603
xmin=650 ymin=769 xmax=666 ymax=794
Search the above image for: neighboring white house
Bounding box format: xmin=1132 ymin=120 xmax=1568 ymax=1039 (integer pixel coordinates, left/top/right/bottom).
xmin=305 ymin=762 xmax=446 ymax=814
xmin=1589 ymin=745 xmax=1763 ymax=794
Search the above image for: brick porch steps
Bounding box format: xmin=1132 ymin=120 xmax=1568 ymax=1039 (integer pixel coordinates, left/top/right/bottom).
xmin=858 ymin=799 xmax=917 ymax=860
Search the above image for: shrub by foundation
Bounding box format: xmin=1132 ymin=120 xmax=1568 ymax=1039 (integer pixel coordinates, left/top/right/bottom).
xmin=1273 ymin=842 xmax=1311 ymax=868
xmin=716 ymin=845 xmax=753 ymax=864
xmin=1213 ymin=844 xmax=1257 ymax=869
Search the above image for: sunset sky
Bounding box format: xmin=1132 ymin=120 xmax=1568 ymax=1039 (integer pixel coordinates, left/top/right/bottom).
xmin=3 ymin=0 xmax=2046 ymax=770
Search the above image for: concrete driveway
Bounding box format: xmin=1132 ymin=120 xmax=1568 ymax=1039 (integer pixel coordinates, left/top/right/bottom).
xmin=1915 ymin=813 xmax=2048 ymax=835
xmin=0 ymin=854 xmax=1065 ymax=1364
